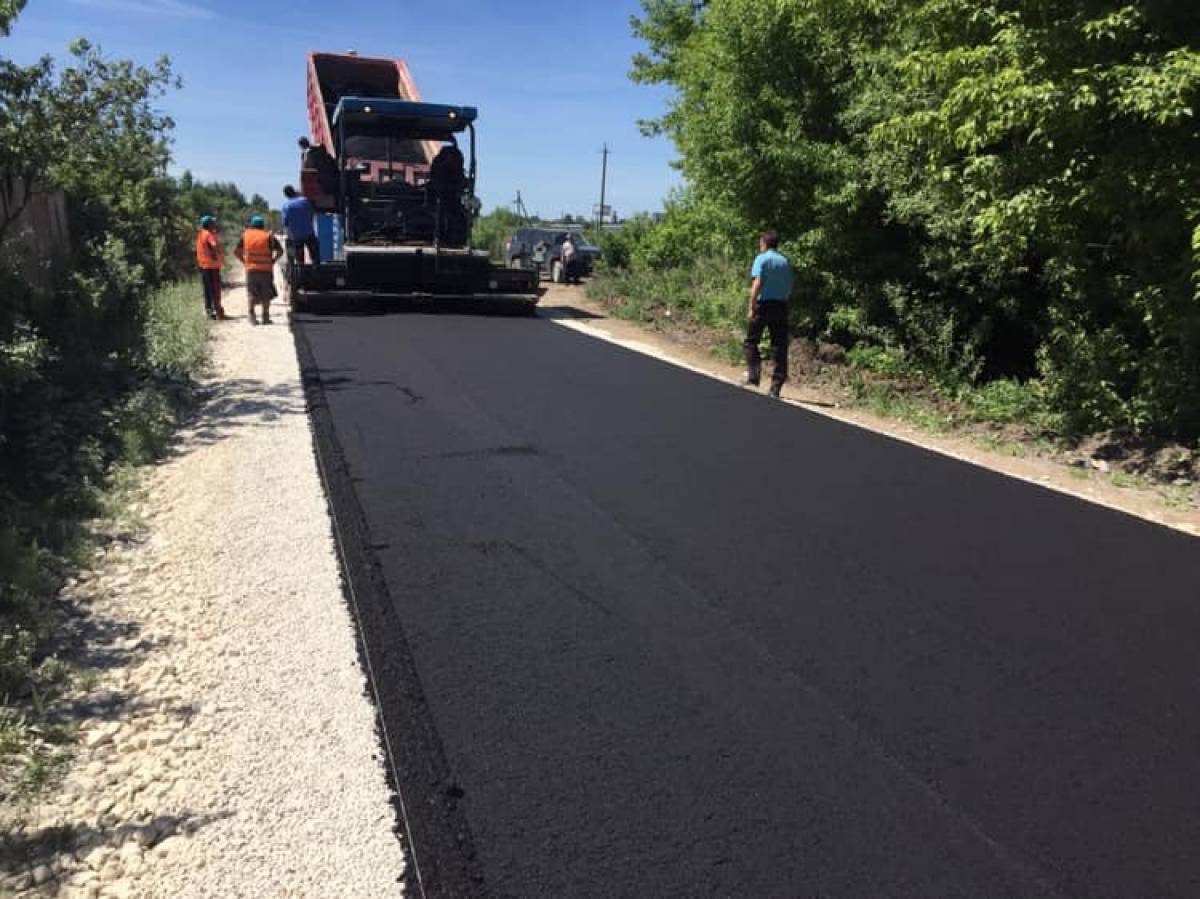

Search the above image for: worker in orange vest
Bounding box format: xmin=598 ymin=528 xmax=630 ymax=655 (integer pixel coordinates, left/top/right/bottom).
xmin=195 ymin=215 xmax=226 ymax=320
xmin=234 ymin=214 xmax=284 ymax=325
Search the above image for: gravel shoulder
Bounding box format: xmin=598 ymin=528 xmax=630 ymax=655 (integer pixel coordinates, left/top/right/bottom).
xmin=2 ymin=281 xmax=407 ymax=897
xmin=543 ymin=283 xmax=1200 ymax=538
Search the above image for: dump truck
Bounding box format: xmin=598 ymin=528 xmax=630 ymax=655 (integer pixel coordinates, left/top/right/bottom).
xmin=292 ymin=52 xmax=539 ymax=310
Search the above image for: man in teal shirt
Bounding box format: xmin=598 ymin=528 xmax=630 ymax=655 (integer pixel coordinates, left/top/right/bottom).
xmin=745 ymin=230 xmax=794 ymax=398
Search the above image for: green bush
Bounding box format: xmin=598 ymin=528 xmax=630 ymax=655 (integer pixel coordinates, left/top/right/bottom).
xmin=963 ymin=379 xmax=1041 ymax=426
xmin=596 ymin=216 xmax=657 ymax=272
xmin=117 ymin=387 xmax=177 ymax=465
xmin=823 ymin=305 xmax=871 ymax=348
xmin=1037 ymin=321 xmax=1144 ymax=435
xmin=846 ymin=345 xmax=908 ymax=377
xmin=472 ymin=207 xmax=525 ymax=261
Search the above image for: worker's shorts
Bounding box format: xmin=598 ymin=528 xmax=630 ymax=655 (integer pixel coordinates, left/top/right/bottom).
xmin=246 ymin=270 xmax=277 ymax=302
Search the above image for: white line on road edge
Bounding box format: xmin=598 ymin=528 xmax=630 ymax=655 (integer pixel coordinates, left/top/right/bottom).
xmin=548 ymin=315 xmax=1199 ymax=540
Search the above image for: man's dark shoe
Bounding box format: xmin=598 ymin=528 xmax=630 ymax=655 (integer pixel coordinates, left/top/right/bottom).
xmin=769 ymin=383 xmax=783 ymax=399
xmin=743 ymin=376 xmax=760 ymax=387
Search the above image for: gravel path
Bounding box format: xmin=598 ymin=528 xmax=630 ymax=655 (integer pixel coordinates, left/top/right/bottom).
xmin=2 ymin=286 xmax=407 ymax=897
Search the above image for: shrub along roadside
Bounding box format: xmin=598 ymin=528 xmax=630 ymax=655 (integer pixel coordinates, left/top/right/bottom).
xmin=0 ymin=279 xmax=208 ymax=805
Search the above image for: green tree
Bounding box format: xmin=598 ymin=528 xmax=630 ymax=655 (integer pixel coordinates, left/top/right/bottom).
xmin=1 ymin=35 xmax=181 ymax=339
xmin=0 ymin=0 xmax=23 ymax=35
xmin=174 ymin=175 xmax=273 ymax=258
xmin=867 ymin=1 xmax=1200 ymax=432
xmin=1 ymin=27 xmax=184 ymax=551
xmin=627 ymin=0 xmax=1200 ymax=438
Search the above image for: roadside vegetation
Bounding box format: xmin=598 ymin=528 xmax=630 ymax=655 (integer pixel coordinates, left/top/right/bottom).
xmin=0 ymin=2 xmax=259 ymax=804
xmin=176 ymin=173 xmax=273 ymax=254
xmin=473 ymin=207 xmax=526 ymax=260
xmin=593 ymin=1 xmax=1199 ymax=473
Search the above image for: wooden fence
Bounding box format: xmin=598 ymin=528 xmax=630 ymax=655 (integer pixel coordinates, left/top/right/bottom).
xmin=0 ymin=175 xmax=71 ymax=289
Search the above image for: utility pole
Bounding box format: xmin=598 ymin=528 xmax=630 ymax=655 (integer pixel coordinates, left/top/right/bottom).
xmin=513 ymin=190 xmax=529 ymax=224
xmin=596 ymin=143 xmax=610 ymax=234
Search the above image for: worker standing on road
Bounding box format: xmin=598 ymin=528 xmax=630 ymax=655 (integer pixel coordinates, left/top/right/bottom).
xmin=281 ymin=185 xmax=319 ymax=270
xmin=744 ymin=230 xmax=794 ymax=398
xmin=234 ymin=215 xmax=284 ymax=326
xmin=195 ymin=215 xmax=227 ymax=321
xmin=561 ymin=233 xmax=577 ymax=284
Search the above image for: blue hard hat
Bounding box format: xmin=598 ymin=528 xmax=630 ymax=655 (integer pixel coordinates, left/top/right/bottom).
xmin=200 ymin=214 xmax=216 ymax=227
xmin=249 ymin=214 xmax=266 ymax=228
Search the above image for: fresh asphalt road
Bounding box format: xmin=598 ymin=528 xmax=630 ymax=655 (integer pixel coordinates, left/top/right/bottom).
xmin=294 ymin=304 xmax=1200 ymax=899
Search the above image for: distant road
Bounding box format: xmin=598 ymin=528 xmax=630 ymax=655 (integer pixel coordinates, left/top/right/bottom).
xmin=295 ymin=304 xmax=1200 ymax=898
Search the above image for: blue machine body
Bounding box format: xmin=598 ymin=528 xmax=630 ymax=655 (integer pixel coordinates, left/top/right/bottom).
xmin=316 ymin=213 xmax=344 ymax=262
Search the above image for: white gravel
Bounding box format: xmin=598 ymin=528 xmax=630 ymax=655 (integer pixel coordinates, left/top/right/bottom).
xmin=3 ymin=284 xmax=407 ymax=897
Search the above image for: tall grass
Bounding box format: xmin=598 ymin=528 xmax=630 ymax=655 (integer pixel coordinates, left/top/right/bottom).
xmin=588 ymin=257 xmax=746 ymax=331
xmin=144 ymin=279 xmax=210 ymax=377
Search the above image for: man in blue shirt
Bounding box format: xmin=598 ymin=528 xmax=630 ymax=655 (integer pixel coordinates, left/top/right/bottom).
xmin=281 ymin=185 xmax=319 ymax=271
xmin=745 ymin=230 xmax=795 ymax=398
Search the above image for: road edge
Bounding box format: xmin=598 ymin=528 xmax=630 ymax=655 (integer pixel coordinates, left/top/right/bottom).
xmin=292 ymin=319 xmax=490 ymax=899
xmin=546 ymin=307 xmax=1199 ymax=540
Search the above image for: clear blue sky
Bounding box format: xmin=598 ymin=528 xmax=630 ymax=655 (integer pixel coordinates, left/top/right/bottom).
xmin=2 ymin=0 xmax=681 ymax=219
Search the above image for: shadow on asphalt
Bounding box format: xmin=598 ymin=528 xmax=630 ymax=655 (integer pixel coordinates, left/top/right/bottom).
xmin=535 ymin=304 xmax=605 ymax=320
xmin=290 ymin=294 xmax=541 ymax=318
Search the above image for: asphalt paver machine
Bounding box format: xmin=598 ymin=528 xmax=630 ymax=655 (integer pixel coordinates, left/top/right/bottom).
xmin=294 ymin=52 xmax=538 ymax=309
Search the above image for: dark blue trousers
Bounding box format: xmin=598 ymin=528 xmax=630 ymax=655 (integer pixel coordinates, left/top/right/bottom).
xmin=744 ymin=301 xmax=789 ymax=385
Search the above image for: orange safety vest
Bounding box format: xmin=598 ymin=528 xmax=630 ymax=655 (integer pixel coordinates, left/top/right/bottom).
xmin=195 ymin=229 xmax=222 ymax=270
xmin=241 ymin=228 xmax=275 ymax=272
